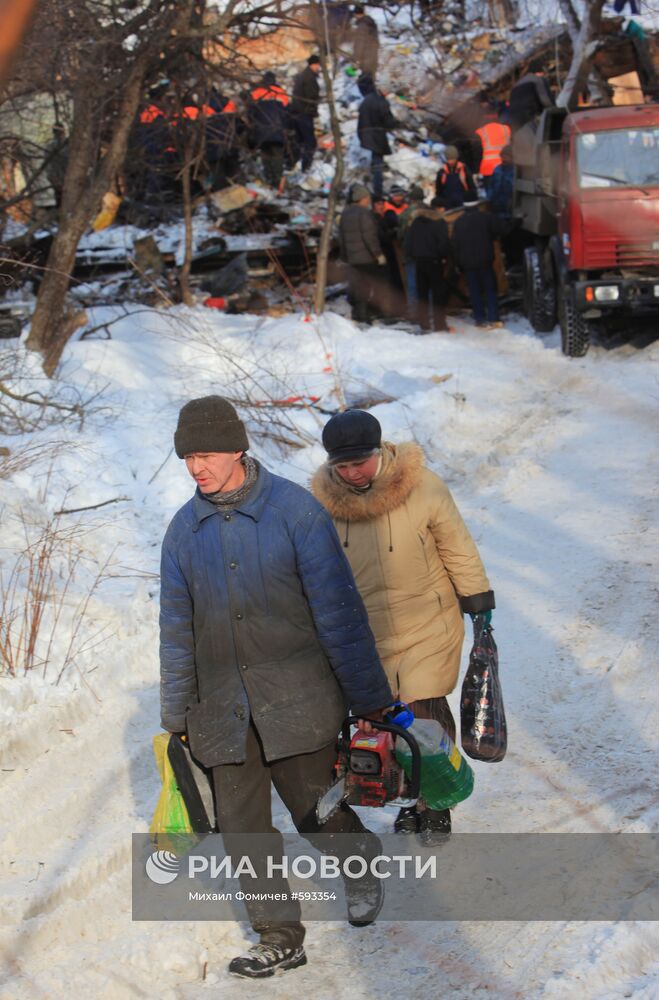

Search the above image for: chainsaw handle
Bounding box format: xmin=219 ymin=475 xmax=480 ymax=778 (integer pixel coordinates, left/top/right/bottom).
xmin=344 ymin=716 xmax=422 ymax=800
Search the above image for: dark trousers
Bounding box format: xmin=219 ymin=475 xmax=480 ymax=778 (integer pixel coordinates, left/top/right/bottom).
xmin=209 ymin=152 xmax=241 ymax=191
xmin=414 ymin=258 xmax=448 ymax=331
xmin=260 ymin=142 xmax=285 ymax=187
xmin=370 ymin=152 xmax=384 ymax=198
xmin=348 ymin=262 xmax=381 ymax=322
xmin=407 ymin=696 xmax=456 ymax=741
xmin=465 ymin=266 xmax=499 ymax=324
xmin=294 ymin=114 xmax=317 ymax=171
xmin=212 ymin=720 xmax=372 ymax=949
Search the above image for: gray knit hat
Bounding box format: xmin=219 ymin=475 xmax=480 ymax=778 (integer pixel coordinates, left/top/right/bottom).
xmin=350 ymin=182 xmax=371 ymax=203
xmin=174 ymin=395 xmax=249 ymax=458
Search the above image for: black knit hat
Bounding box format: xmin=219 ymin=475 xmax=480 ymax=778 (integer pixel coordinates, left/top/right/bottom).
xmin=174 ymin=396 xmax=249 ymax=458
xmin=322 ymin=410 xmax=381 ymax=465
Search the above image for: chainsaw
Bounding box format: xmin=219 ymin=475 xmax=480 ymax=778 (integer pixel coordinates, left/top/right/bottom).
xmin=316 ymin=715 xmax=421 ymax=825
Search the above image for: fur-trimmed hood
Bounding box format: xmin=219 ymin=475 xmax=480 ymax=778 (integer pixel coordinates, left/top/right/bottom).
xmin=310 ymin=441 xmax=425 ymax=522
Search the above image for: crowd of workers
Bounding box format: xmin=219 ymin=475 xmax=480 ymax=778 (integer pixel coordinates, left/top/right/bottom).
xmin=39 ymin=3 xmax=557 ymax=331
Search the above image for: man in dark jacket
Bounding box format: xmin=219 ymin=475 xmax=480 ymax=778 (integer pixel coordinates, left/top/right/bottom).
xmin=160 ymin=396 xmax=393 ymax=979
xmin=509 ymin=66 xmax=554 ymax=131
xmin=205 ymin=89 xmax=243 ymax=190
xmin=290 ymin=54 xmax=322 ymax=172
xmin=357 ymin=79 xmax=398 ymax=198
xmin=353 ymin=4 xmax=378 ymax=77
xmin=404 ymin=199 xmax=451 ymax=332
xmin=338 ymin=183 xmax=386 ymax=322
xmin=451 ymin=202 xmax=503 ymax=327
xmin=248 ymin=72 xmax=290 ymax=188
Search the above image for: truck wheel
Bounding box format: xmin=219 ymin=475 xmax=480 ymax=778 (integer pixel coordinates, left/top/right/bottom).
xmin=558 ymin=293 xmax=590 ymax=357
xmin=523 ymin=247 xmax=556 ymax=333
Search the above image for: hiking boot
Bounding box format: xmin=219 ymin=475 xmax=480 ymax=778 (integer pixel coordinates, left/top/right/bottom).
xmin=228 ymin=943 xmax=307 ymax=978
xmin=394 ymin=805 xmax=419 ymax=834
xmin=345 ymin=871 xmax=384 ymax=927
xmin=418 ymin=808 xmax=452 ymax=847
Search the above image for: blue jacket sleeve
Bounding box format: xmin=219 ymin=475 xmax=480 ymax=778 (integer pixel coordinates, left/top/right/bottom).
xmin=293 ymin=507 xmax=393 ymax=715
xmin=159 ymin=530 xmax=199 ymax=732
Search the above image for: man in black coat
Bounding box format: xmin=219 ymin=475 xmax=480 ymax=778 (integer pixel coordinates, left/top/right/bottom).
xmin=404 ymin=199 xmax=451 ymax=332
xmin=290 ymin=54 xmax=322 ymax=172
xmin=357 ymin=79 xmax=398 ymax=198
xmin=509 ymin=65 xmax=554 ymax=131
xmin=338 ymin=183 xmax=386 ymax=322
xmin=451 ymin=201 xmax=503 ymax=327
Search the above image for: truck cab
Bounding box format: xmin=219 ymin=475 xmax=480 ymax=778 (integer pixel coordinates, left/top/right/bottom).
xmin=514 ymin=104 xmax=659 ymax=356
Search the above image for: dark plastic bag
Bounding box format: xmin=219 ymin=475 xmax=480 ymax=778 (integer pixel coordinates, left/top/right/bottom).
xmin=460 ymin=615 xmax=507 ymax=762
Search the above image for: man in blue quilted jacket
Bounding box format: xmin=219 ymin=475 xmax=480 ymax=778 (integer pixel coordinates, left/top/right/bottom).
xmin=160 ymin=395 xmax=393 ymax=979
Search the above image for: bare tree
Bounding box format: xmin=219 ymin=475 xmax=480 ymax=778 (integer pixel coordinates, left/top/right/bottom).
xmin=3 ymin=0 xmax=255 ymax=374
xmin=556 ymin=0 xmax=607 ymax=109
xmin=311 ymin=0 xmax=345 ymax=316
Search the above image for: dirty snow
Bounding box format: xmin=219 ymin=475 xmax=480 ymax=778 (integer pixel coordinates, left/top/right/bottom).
xmin=0 ymin=303 xmax=657 ymax=1000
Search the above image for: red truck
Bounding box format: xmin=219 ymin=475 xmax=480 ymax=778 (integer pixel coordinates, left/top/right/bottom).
xmin=514 ymin=103 xmax=659 ymax=356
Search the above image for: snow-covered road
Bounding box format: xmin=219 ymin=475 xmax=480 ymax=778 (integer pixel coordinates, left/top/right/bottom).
xmin=1 ymin=309 xmax=657 ymax=999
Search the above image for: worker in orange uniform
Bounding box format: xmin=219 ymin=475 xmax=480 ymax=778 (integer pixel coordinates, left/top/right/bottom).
xmin=475 ymin=114 xmax=511 ymax=197
xmin=248 ymin=72 xmax=291 ymax=189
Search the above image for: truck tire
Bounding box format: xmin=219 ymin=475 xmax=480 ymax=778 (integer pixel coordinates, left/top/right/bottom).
xmin=523 ymin=247 xmax=556 ymax=333
xmin=558 ymin=293 xmax=590 ymax=358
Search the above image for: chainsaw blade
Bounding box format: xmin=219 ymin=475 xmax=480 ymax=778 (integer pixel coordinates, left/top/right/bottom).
xmin=315 ymin=775 xmax=347 ymax=825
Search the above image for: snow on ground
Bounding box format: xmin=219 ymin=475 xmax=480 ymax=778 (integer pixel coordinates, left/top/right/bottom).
xmin=1 ymin=305 xmax=658 ymax=1000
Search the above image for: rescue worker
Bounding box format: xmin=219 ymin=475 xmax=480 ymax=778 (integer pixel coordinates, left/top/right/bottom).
xmin=404 ymin=197 xmax=450 ymax=333
xmin=509 ymin=64 xmax=554 ymax=131
xmin=132 ymin=93 xmax=173 ymax=202
xmin=338 ymin=183 xmax=386 ymax=323
xmin=353 ymin=4 xmax=379 ymax=77
xmin=357 ymin=77 xmax=398 ymax=198
xmin=451 ymin=201 xmax=504 ymax=328
xmin=397 ymin=185 xmax=426 ymax=317
xmin=382 ymin=184 xmax=408 ymax=221
xmin=435 ymin=146 xmax=477 ymax=209
xmin=489 ymin=143 xmax=514 ymax=222
xmin=475 ymin=114 xmax=511 ymax=197
xmin=248 ymin=72 xmax=290 ymax=189
xmin=206 ymin=89 xmax=242 ymax=190
xmin=289 ymin=54 xmax=322 ymax=172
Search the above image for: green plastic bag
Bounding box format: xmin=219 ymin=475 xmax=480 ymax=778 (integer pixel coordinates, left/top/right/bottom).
xmin=150 ymin=732 xmax=193 ymax=836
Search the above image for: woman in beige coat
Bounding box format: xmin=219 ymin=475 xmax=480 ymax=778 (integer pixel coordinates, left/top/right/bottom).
xmin=311 ymin=409 xmax=494 ymax=840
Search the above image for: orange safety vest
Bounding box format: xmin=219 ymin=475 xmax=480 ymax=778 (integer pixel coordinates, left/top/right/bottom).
xmin=180 ymin=104 xmax=216 ymax=121
xmin=222 ymin=99 xmax=237 ymax=113
xmin=475 ymin=122 xmax=511 ymax=177
xmin=251 ymin=85 xmax=290 ymax=107
xmin=139 ymin=104 xmax=163 ymax=123
xmin=383 ymin=200 xmax=408 ymax=215
xmin=439 ymin=161 xmax=469 ymax=189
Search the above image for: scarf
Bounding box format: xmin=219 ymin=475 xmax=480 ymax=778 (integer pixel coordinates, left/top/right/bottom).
xmin=205 ymin=455 xmax=259 ymax=509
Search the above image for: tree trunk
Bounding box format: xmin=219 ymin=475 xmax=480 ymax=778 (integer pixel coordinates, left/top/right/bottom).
xmin=557 ymin=0 xmax=606 ymax=109
xmin=313 ymin=4 xmax=345 ymax=317
xmin=24 ymin=0 xmax=198 ymax=374
xmin=179 ymin=156 xmax=195 ymax=307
